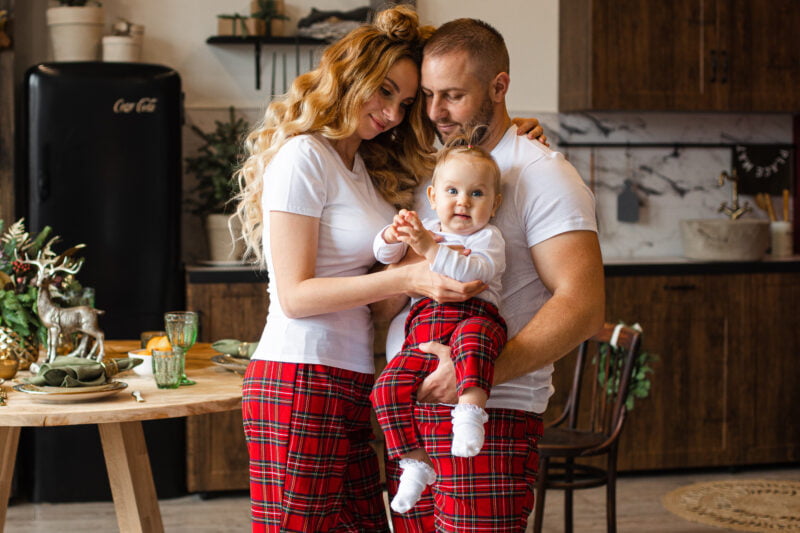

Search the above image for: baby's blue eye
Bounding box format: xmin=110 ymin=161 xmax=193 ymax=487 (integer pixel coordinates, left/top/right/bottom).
xmin=471 ymin=190 xmax=484 ymax=197
xmin=447 ymin=187 xmax=458 ymax=194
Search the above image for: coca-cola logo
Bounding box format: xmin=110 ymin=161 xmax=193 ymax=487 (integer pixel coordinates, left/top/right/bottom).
xmin=112 ymin=97 xmax=158 ymax=114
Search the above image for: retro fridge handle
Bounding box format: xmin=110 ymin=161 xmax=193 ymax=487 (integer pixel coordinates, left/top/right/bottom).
xmin=37 ymin=144 xmax=51 ymax=202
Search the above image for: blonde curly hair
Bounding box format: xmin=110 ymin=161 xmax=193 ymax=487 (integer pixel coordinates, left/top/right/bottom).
xmin=234 ymin=5 xmax=436 ymax=266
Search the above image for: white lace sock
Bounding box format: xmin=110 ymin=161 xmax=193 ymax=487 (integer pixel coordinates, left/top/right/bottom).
xmin=451 ymin=403 xmax=489 ymax=457
xmin=390 ymin=458 xmax=437 ymax=514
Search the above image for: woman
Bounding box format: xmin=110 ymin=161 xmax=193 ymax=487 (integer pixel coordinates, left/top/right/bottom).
xmin=234 ymin=7 xmax=478 ymax=532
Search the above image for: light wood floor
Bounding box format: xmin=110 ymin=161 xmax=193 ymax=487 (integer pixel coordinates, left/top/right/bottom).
xmin=5 ymin=465 xmax=798 ymax=532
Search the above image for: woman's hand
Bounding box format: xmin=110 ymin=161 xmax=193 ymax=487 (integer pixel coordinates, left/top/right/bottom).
xmin=404 ymin=260 xmax=485 ymax=303
xmin=416 ymin=342 xmax=458 ymax=403
xmin=511 ymin=117 xmax=549 ymax=147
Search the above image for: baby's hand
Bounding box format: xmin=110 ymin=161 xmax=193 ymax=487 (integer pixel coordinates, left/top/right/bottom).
xmin=396 ymin=211 xmax=437 ymax=260
xmin=382 ymin=225 xmax=400 ymax=244
xmin=384 ymin=210 xmax=413 ymax=244
xmin=446 ymin=245 xmax=472 ymax=257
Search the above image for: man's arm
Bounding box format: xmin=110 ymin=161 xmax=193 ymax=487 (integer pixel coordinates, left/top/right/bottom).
xmin=417 ymin=230 xmax=604 ymax=403
xmin=492 ymin=230 xmax=605 ymax=385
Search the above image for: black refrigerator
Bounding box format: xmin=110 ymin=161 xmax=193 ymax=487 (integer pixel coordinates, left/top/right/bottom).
xmin=15 ymin=62 xmax=186 ymax=502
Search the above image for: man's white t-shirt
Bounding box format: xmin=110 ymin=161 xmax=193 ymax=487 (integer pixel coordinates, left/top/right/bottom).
xmin=251 ymin=134 xmax=396 ymax=375
xmin=386 ymin=126 xmax=598 ymax=412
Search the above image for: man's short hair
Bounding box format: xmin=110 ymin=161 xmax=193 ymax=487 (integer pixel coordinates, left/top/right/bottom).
xmin=424 ymin=18 xmax=509 ymax=82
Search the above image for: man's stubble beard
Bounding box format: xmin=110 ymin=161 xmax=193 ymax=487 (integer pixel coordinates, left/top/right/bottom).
xmin=434 ymin=94 xmax=494 ymax=146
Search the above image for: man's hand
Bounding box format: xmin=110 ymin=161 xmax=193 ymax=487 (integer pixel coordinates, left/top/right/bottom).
xmin=417 ymin=342 xmax=458 ymax=403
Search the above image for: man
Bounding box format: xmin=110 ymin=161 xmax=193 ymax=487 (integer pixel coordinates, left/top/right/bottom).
xmin=384 ymin=18 xmax=605 ymax=532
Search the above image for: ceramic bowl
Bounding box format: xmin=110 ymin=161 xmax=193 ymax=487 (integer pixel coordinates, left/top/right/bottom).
xmin=128 ymin=349 xmax=153 ymax=376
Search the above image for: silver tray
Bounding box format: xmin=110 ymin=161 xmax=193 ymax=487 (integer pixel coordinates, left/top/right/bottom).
xmin=13 ymin=381 xmax=128 ymax=403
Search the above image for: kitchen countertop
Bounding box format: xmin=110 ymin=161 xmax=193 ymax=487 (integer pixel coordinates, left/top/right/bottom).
xmin=186 ymin=255 xmax=800 ymax=283
xmin=602 ymin=254 xmax=800 ymax=276
xmin=186 ymin=264 xmax=267 ymax=283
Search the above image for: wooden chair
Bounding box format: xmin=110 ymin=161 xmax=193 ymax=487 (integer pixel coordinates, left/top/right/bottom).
xmin=531 ymin=322 xmax=643 ymax=533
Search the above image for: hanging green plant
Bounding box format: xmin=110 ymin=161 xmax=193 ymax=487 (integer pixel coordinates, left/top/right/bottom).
xmin=594 ymin=322 xmax=657 ymax=411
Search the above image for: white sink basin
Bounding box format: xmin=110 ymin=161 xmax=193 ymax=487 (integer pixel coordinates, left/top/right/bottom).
xmin=680 ymin=219 xmax=770 ymax=261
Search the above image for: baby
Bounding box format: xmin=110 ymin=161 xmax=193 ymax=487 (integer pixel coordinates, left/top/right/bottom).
xmin=371 ymin=138 xmax=507 ymax=513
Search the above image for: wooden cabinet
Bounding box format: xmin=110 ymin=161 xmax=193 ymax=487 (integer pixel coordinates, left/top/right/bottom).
xmin=185 ymin=273 xmax=268 ymax=492
xmin=734 ymin=273 xmax=800 ymax=464
xmin=548 ymin=270 xmax=800 ymax=471
xmin=559 ymin=0 xmax=800 ymax=111
xmin=186 ymin=279 xmax=269 ymax=343
xmin=604 ymin=274 xmax=732 ymax=470
xmin=719 ymin=1 xmax=800 ymax=111
xmin=183 ymin=268 xmax=800 ymax=487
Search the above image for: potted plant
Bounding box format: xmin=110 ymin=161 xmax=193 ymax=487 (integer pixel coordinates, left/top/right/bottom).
xmin=251 ymin=0 xmax=290 ymax=37
xmin=46 ymin=0 xmax=105 ymax=61
xmin=595 ymin=322 xmax=657 ymax=410
xmin=0 ymin=219 xmax=87 ymax=368
xmin=185 ymin=107 xmax=251 ymax=263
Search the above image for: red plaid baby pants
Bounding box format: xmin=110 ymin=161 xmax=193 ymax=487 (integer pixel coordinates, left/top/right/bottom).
xmin=371 ymin=297 xmax=507 ymax=459
xmin=242 ymin=360 xmax=389 ymax=533
xmin=387 ymin=404 xmax=543 ymax=532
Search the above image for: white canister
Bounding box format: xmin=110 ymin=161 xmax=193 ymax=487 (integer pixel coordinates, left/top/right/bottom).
xmin=770 ymin=221 xmax=794 ymax=258
xmin=102 ymin=35 xmax=140 ymax=62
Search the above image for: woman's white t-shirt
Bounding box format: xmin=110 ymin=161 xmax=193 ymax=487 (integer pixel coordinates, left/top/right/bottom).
xmin=251 ymin=134 xmax=396 ymax=375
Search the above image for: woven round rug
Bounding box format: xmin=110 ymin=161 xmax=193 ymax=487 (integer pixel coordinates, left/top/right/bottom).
xmin=662 ymin=480 xmax=800 ymax=532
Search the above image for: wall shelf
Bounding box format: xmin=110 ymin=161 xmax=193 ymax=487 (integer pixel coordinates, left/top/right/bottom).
xmin=206 ymin=36 xmax=327 ymax=90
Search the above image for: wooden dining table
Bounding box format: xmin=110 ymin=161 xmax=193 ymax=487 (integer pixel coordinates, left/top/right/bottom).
xmin=0 ymin=340 xmax=245 ymax=533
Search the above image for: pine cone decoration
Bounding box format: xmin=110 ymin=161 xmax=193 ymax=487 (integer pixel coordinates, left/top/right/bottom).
xmin=0 ymin=326 xmax=39 ymax=370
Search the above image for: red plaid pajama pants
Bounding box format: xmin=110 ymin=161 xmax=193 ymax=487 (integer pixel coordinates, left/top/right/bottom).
xmin=387 ymin=404 xmax=543 ymax=533
xmin=371 ymin=297 xmax=507 ymax=459
xmin=242 ymin=360 xmax=389 ymax=533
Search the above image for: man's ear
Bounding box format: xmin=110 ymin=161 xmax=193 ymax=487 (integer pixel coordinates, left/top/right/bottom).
xmin=426 ymin=185 xmax=436 ymax=209
xmin=490 ymin=72 xmax=510 ymax=102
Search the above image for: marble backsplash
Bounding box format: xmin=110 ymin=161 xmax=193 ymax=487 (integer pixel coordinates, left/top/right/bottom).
xmin=538 ymin=112 xmax=794 ymax=259
xmin=181 ymin=109 xmax=794 ymax=263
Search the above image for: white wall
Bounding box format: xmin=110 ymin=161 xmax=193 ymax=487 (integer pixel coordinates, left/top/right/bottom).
xmin=418 ymin=1 xmax=558 ymax=114
xmin=93 ymin=0 xmax=558 ymax=112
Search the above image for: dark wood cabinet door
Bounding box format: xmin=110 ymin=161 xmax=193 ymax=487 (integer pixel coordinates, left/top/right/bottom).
xmin=186 ymin=282 xmax=268 ymax=342
xmin=559 ymin=0 xmax=800 ymax=111
xmin=560 ymin=0 xmax=716 ymax=110
xmin=604 ymin=275 xmax=732 ymax=469
xmin=733 ymin=273 xmax=800 ymax=464
xmin=717 ymin=0 xmax=800 ymax=111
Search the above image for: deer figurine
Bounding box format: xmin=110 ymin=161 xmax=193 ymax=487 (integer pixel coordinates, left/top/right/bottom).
xmin=25 ymin=255 xmax=106 ymax=362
